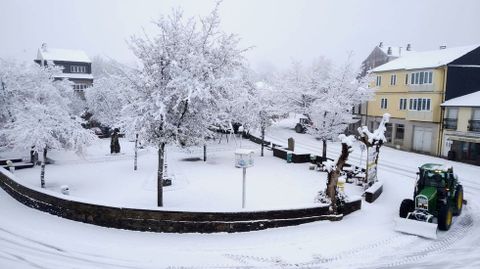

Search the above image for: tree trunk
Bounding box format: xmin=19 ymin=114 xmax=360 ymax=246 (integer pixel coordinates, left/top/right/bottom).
xmin=134 ymin=133 xmax=138 ymax=171
xmin=203 ymin=144 xmax=207 ymax=162
xmin=157 ymin=142 xmax=166 ymax=207
xmin=322 ymin=139 xmax=327 ymax=161
xmin=40 ymin=148 xmax=47 ymax=188
xmin=326 ymin=143 xmax=350 ymax=213
xmin=261 ymin=126 xmax=265 ymax=157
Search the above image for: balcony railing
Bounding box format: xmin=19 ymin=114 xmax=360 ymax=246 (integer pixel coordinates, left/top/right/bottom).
xmin=469 ymin=120 xmax=480 ymax=132
xmin=443 ymin=118 xmax=458 ymax=130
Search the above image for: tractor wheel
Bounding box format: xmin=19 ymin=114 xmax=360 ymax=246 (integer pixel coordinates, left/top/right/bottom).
xmin=453 ymin=185 xmax=464 ymax=216
xmin=438 ymin=202 xmax=453 ymax=231
xmin=295 ymin=124 xmax=303 ymax=133
xmin=399 ymin=199 xmax=414 ymax=218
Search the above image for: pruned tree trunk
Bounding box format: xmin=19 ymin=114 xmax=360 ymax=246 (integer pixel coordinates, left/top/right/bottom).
xmin=322 ymin=139 xmax=327 ymax=161
xmin=261 ymin=126 xmax=265 ymax=157
xmin=326 ymin=142 xmax=350 ymax=213
xmin=157 ymin=142 xmax=166 ymax=207
xmin=134 ymin=133 xmax=139 ymax=171
xmin=40 ymin=148 xmax=47 ymax=188
xmin=203 ymin=144 xmax=207 ymax=162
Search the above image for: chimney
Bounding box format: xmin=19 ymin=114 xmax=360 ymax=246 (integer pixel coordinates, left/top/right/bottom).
xmin=379 ymin=42 xmax=384 ymax=48
xmin=399 ymin=47 xmax=403 ymax=56
xmin=41 ymin=43 xmax=48 ymax=52
xmin=440 ymin=45 xmax=447 ymax=50
xmin=406 ymin=43 xmax=412 ymax=51
xmin=387 ymin=46 xmax=392 ymax=55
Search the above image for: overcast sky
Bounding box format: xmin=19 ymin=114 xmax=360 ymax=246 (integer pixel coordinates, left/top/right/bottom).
xmin=1 ymin=0 xmax=480 ymax=72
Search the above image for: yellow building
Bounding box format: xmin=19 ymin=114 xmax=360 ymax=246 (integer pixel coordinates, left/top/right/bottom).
xmin=441 ymin=91 xmax=480 ymax=165
xmin=364 ymin=45 xmax=480 ymax=156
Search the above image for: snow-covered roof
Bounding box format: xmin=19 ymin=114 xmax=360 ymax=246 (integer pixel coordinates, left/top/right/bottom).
xmin=54 ymin=73 xmax=94 ymax=80
xmin=37 ymin=47 xmax=91 ymax=63
xmin=378 ymin=46 xmax=415 ymax=58
xmin=372 ymin=45 xmax=479 ymax=72
xmin=441 ymin=91 xmax=480 ymax=107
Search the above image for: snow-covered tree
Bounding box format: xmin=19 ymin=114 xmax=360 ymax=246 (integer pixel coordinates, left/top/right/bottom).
xmin=275 ymin=57 xmax=332 ymax=116
xmin=254 ymin=81 xmax=281 ymax=156
xmin=0 ymin=60 xmax=97 ymax=187
xmin=125 ymin=4 xmax=248 ymax=206
xmin=307 ymin=58 xmax=374 ymax=161
xmin=85 ymin=73 xmax=133 ymax=128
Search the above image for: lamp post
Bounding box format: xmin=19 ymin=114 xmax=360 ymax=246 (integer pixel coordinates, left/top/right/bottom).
xmin=235 ymin=149 xmax=254 ymax=209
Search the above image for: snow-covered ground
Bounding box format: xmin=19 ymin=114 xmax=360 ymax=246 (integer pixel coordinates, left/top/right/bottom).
xmin=9 ymin=137 xmax=358 ymax=211
xmin=1 ymin=117 xmax=479 ymax=268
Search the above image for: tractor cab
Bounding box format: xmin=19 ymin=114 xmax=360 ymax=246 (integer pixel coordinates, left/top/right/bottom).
xmin=415 ymin=164 xmax=457 ymax=199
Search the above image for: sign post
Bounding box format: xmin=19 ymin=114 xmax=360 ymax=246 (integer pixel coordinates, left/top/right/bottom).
xmin=366 ymin=148 xmax=378 ymax=187
xmin=235 ymin=149 xmax=255 ymax=209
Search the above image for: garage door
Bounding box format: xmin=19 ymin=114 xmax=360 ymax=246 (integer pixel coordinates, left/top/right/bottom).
xmin=413 ymin=126 xmax=432 ymax=153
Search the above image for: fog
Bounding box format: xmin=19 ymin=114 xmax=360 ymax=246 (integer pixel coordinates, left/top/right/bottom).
xmin=1 ymin=0 xmax=479 ymax=71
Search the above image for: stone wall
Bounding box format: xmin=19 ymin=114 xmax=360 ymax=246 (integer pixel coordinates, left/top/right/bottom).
xmin=0 ymin=169 xmax=361 ymax=233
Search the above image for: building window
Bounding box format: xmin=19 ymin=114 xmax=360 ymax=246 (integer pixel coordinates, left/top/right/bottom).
xmin=409 ymin=71 xmax=433 ymax=85
xmin=469 ymin=109 xmax=480 ymax=132
xmin=409 ymin=98 xmax=431 ymax=111
xmin=395 ymin=124 xmax=405 ymax=140
xmin=73 ymin=84 xmax=89 ymax=90
xmin=390 ymin=74 xmax=396 ymax=85
xmin=376 ymin=75 xmax=382 ymax=86
xmin=381 ymin=98 xmax=388 ymax=109
xmin=70 ymin=65 xmax=86 ymax=73
xmin=473 ymin=109 xmax=480 ymax=120
xmin=444 ymin=107 xmax=458 ymax=130
xmin=399 ymin=98 xmax=407 ymax=110
xmin=405 ymin=74 xmax=409 ymax=85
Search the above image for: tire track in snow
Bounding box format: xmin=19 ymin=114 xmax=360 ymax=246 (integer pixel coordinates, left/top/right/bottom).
xmin=0 ymin=227 xmax=143 ymax=269
xmin=220 ymin=208 xmax=476 ymax=269
xmin=357 ymin=212 xmax=475 ymax=268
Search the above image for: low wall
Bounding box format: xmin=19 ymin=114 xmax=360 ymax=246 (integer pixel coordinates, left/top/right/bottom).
xmin=0 ymin=169 xmax=361 ymax=233
xmin=272 ymin=147 xmax=311 ymax=163
xmin=365 ymin=181 xmax=384 ymax=203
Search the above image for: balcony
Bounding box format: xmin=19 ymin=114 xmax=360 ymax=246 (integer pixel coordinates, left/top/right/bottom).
xmin=407 ymin=110 xmax=433 ymax=122
xmin=408 ymin=84 xmax=435 ymax=92
xmin=443 ymin=118 xmax=458 ymax=130
xmin=469 ymin=120 xmax=480 ymax=132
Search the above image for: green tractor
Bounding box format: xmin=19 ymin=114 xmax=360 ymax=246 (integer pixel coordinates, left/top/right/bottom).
xmin=394 ymin=163 xmax=464 ymax=239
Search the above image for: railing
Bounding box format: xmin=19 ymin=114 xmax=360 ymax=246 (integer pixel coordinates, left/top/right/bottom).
xmin=407 ymin=110 xmax=434 ymax=122
xmin=443 ymin=118 xmax=458 ymax=130
xmin=469 ymin=120 xmax=480 ymax=132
